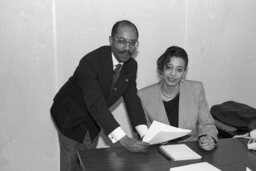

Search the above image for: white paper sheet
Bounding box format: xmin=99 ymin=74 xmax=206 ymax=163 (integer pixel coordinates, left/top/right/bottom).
xmin=142 ymin=121 xmax=191 ymax=145
xmin=170 ymin=162 xmax=221 ymax=171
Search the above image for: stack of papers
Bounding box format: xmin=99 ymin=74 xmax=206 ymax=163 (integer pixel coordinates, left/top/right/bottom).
xmin=170 ymin=162 xmax=221 ymax=171
xmin=160 ymin=144 xmax=201 ymax=161
xmin=142 ymin=121 xmax=191 ymax=145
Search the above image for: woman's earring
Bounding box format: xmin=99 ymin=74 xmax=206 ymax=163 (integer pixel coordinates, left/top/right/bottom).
xmin=181 ymin=77 xmax=185 ymax=83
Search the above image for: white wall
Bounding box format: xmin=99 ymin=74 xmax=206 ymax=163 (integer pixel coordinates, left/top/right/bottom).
xmin=186 ymin=0 xmax=256 ymax=107
xmin=0 ymin=1 xmax=57 ymax=171
xmin=0 ymin=0 xmax=255 ymax=170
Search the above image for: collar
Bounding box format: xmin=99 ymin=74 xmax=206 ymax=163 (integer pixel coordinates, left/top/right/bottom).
xmin=112 ymin=53 xmax=123 ymax=69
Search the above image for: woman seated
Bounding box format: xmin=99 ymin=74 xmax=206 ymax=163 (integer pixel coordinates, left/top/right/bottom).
xmin=138 ymin=46 xmax=218 ymax=151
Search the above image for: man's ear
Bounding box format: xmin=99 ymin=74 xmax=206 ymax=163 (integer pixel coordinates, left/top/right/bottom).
xmin=109 ymin=36 xmax=113 ymax=45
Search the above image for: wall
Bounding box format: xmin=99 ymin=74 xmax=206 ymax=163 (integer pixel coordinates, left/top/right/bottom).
xmin=0 ymin=0 xmax=255 ymax=170
xmin=0 ymin=0 xmax=57 ymax=171
xmin=186 ymin=0 xmax=256 ymax=107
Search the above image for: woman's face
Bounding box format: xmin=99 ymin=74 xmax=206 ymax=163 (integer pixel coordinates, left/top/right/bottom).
xmin=161 ymin=56 xmax=186 ymax=88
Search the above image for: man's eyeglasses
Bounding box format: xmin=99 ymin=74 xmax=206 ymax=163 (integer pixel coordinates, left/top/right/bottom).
xmin=113 ymin=37 xmax=139 ymax=48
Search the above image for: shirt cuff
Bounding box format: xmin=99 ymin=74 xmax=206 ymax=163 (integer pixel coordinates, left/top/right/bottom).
xmin=108 ymin=127 xmax=126 ymax=143
xmin=135 ymin=124 xmax=148 ymax=139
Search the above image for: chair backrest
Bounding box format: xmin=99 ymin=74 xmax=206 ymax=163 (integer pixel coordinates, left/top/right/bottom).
xmin=210 ymin=101 xmax=256 ymax=132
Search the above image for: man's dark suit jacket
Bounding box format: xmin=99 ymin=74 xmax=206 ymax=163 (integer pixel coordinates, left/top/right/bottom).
xmin=50 ymin=46 xmax=146 ymax=143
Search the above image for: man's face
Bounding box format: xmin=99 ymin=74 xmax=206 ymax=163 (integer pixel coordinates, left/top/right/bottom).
xmin=109 ymin=25 xmax=138 ymax=63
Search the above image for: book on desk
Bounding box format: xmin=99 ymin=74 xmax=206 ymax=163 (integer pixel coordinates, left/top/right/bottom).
xmin=159 ymin=144 xmax=201 ymax=161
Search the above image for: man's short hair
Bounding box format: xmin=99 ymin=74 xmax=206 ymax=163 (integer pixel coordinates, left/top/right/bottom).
xmin=111 ymin=20 xmax=139 ymax=38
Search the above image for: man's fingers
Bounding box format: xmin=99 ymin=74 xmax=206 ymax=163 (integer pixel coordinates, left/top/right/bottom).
xmin=120 ymin=136 xmax=149 ymax=152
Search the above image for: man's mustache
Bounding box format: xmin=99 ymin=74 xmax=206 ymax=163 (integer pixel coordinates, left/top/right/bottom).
xmin=119 ymin=50 xmax=132 ymax=56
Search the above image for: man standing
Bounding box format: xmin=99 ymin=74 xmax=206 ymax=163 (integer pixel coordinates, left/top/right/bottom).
xmin=50 ymin=20 xmax=149 ymax=171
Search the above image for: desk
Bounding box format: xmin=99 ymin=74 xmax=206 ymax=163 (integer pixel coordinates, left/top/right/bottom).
xmin=78 ymin=138 xmax=256 ymax=171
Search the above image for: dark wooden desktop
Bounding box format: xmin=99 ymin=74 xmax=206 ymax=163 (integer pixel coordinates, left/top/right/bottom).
xmin=77 ymin=138 xmax=256 ymax=171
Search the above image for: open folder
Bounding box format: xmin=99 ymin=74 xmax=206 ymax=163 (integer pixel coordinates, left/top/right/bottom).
xmin=142 ymin=121 xmax=191 ymax=145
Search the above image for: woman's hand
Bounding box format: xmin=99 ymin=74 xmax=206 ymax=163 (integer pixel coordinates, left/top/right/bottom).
xmin=198 ymin=135 xmax=216 ymax=151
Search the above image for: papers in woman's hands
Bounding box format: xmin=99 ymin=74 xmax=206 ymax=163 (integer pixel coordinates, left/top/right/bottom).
xmin=142 ymin=121 xmax=191 ymax=145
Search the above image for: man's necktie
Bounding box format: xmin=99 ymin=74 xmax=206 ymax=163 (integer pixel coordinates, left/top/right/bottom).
xmin=111 ymin=64 xmax=122 ymax=89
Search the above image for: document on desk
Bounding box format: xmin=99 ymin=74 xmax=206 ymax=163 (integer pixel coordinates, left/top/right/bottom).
xmin=160 ymin=144 xmax=201 ymax=161
xmin=170 ymin=162 xmax=222 ymax=171
xmin=142 ymin=121 xmax=191 ymax=145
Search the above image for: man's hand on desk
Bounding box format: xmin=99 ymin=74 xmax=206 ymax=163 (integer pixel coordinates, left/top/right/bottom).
xmin=198 ymin=135 xmax=216 ymax=151
xmin=119 ymin=135 xmax=150 ymax=152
